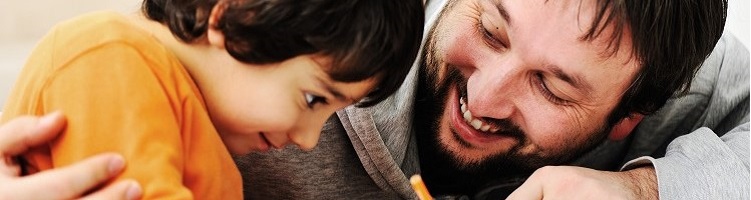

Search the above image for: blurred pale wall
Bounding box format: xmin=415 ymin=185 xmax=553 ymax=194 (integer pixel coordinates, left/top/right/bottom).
xmin=0 ymin=1 xmax=141 ymax=108
xmin=0 ymin=0 xmax=749 ymax=108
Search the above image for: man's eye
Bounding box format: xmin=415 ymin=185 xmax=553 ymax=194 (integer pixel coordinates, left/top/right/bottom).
xmin=305 ymin=93 xmax=328 ymax=108
xmin=534 ymin=73 xmax=568 ymax=105
xmin=477 ymin=17 xmax=506 ymax=50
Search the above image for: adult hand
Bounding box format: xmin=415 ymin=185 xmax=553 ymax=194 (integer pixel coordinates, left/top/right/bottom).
xmin=0 ymin=112 xmax=142 ymax=200
xmin=506 ymin=165 xmax=657 ymax=200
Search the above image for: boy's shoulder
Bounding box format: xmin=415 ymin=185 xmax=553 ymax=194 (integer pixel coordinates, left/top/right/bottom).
xmin=30 ymin=11 xmax=177 ymax=77
xmin=44 ymin=11 xmax=163 ymax=64
xmin=54 ymin=11 xmax=150 ymax=45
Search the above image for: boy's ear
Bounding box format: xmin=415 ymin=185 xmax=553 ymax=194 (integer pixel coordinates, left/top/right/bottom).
xmin=607 ymin=113 xmax=644 ymax=141
xmin=207 ymin=2 xmax=229 ymax=48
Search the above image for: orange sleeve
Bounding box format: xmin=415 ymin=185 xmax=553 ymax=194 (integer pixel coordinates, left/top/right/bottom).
xmin=41 ymin=42 xmax=192 ymax=199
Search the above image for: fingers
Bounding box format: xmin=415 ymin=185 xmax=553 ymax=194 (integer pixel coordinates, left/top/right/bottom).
xmin=14 ymin=153 xmax=138 ymax=200
xmin=0 ymin=112 xmax=140 ymax=199
xmin=80 ymin=180 xmax=142 ymax=200
xmin=506 ymin=178 xmax=543 ymax=200
xmin=506 ymin=167 xmax=550 ymax=200
xmin=506 ymin=166 xmax=647 ymax=200
xmin=0 ymin=111 xmax=67 ymax=156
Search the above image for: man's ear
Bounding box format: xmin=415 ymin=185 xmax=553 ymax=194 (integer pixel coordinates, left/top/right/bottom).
xmin=608 ymin=113 xmax=644 ymax=141
xmin=206 ymin=2 xmax=228 ymax=48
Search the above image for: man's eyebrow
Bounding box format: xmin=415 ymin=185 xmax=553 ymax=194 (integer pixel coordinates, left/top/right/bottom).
xmin=547 ymin=65 xmax=593 ymax=94
xmin=317 ymin=77 xmax=354 ymax=103
xmin=495 ymin=0 xmax=513 ymax=27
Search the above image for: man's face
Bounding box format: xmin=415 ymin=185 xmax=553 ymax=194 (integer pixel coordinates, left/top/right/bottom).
xmin=416 ymin=0 xmax=640 ymax=192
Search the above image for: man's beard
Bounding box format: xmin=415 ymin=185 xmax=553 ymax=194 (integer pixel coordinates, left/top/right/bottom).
xmin=414 ymin=22 xmax=612 ymax=197
xmin=414 ymin=47 xmax=540 ymax=196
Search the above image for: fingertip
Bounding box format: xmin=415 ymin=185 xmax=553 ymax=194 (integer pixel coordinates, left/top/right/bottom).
xmin=106 ymin=154 xmax=126 ymax=175
xmin=26 ymin=111 xmax=68 ymax=144
xmin=124 ymin=180 xmax=142 ymax=200
xmin=0 ymin=113 xmax=64 ymax=156
xmin=38 ymin=111 xmax=66 ymax=130
xmin=81 ymin=179 xmax=142 ymax=200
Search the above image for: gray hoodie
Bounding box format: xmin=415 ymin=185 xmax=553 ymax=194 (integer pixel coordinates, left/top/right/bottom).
xmin=234 ymin=0 xmax=749 ymax=199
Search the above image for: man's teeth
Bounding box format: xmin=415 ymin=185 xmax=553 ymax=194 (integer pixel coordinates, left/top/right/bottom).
xmin=460 ymin=97 xmax=499 ymax=133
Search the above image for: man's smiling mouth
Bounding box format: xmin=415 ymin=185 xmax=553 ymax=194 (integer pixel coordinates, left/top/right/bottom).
xmin=449 ymin=79 xmax=517 ymax=147
xmin=459 ymin=96 xmax=500 ymax=133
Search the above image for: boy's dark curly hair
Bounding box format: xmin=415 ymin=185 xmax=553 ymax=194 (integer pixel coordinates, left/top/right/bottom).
xmin=143 ymin=0 xmax=424 ymax=106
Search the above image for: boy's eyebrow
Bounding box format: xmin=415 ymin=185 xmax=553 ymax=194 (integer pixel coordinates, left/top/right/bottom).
xmin=317 ymin=77 xmax=355 ymax=103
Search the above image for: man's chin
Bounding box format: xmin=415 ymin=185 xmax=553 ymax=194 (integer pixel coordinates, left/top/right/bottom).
xmin=417 ymin=122 xmax=536 ymax=196
xmin=434 ymin=86 xmax=523 ymax=168
xmin=435 ymin=132 xmax=508 ymax=169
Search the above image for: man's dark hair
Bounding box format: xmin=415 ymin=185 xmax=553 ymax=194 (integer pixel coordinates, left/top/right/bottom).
xmin=142 ymin=0 xmax=424 ymax=107
xmin=582 ymin=0 xmax=727 ymax=125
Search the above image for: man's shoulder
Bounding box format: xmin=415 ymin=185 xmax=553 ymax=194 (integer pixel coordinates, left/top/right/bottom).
xmin=649 ymin=32 xmax=749 ymax=128
xmin=689 ymin=32 xmax=750 ymax=96
xmin=625 ymin=32 xmax=750 ymax=160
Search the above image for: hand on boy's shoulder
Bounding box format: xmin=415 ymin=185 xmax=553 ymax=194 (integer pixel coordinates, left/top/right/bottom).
xmin=0 ymin=112 xmax=142 ymax=200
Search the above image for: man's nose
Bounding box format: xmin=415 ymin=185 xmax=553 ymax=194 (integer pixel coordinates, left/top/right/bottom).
xmin=466 ymin=57 xmax=524 ymax=120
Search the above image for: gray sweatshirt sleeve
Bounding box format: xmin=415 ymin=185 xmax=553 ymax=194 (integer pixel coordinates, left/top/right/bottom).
xmin=623 ymin=123 xmax=749 ymax=199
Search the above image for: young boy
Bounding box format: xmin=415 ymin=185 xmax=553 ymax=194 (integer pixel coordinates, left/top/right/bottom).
xmin=0 ymin=0 xmax=423 ymax=199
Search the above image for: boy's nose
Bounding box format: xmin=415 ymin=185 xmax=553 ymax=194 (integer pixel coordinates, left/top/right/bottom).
xmin=290 ymin=122 xmax=325 ymax=151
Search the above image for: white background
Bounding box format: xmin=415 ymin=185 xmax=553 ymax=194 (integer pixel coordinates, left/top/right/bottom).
xmin=0 ymin=0 xmax=748 ymax=107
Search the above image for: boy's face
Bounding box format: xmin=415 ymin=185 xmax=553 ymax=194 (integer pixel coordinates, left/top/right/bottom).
xmin=202 ymin=55 xmax=377 ymax=154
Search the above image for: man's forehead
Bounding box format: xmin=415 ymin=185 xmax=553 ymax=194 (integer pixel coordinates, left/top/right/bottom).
xmin=489 ymin=0 xmax=638 ymax=95
xmin=503 ymin=0 xmax=633 ymax=60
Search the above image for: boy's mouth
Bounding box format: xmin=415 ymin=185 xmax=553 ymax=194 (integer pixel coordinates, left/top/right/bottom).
xmin=257 ymin=132 xmax=273 ymax=151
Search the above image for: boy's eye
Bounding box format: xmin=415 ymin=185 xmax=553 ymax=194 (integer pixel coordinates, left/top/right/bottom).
xmin=304 ymin=93 xmax=328 ymax=109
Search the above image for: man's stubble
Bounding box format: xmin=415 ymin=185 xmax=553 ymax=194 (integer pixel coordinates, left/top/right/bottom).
xmin=413 ymin=7 xmax=613 ymax=195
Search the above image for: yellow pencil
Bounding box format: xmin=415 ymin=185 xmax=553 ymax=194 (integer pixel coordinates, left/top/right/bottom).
xmin=410 ymin=174 xmax=434 ymax=200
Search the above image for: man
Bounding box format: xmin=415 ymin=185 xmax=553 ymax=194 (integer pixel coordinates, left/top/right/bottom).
xmin=236 ymin=0 xmax=747 ymax=199
xmin=2 ymin=0 xmax=748 ymax=199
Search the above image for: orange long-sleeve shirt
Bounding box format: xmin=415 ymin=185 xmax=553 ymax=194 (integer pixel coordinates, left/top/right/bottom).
xmin=1 ymin=11 xmax=242 ymax=199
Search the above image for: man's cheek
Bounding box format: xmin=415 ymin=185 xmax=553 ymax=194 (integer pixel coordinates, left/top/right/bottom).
xmin=442 ymin=32 xmax=479 ymax=70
